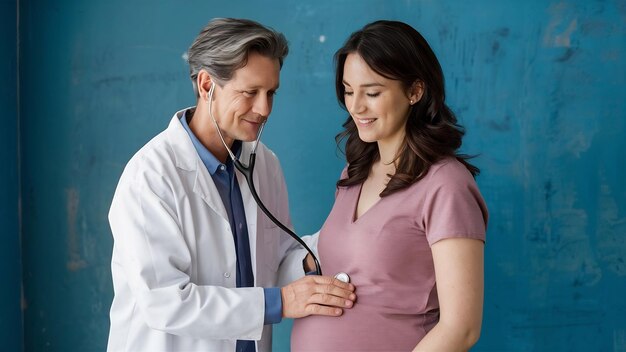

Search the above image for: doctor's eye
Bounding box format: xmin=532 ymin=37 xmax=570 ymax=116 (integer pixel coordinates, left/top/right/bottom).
xmin=242 ymin=91 xmax=257 ymax=97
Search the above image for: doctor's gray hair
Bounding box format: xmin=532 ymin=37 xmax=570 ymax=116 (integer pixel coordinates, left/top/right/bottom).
xmin=187 ymin=18 xmax=289 ymax=97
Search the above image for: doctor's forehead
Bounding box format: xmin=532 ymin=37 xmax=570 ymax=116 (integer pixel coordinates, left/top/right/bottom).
xmin=229 ymin=52 xmax=280 ymax=89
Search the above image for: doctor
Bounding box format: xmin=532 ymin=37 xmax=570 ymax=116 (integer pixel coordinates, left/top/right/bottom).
xmin=107 ymin=18 xmax=356 ymax=352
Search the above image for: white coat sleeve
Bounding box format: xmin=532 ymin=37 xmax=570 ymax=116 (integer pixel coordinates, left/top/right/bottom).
xmin=109 ymin=165 xmax=265 ymax=341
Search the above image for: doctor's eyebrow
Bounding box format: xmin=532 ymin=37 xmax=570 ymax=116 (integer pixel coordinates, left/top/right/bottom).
xmin=342 ymin=80 xmax=385 ymax=88
xmin=244 ymin=84 xmax=280 ymax=91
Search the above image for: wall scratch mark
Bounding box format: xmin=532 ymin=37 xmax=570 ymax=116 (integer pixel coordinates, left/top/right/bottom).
xmin=66 ymin=188 xmax=87 ymax=271
xmin=597 ymin=174 xmax=626 ymax=276
xmin=544 ymin=2 xmax=578 ymax=48
xmin=553 ymin=19 xmax=577 ymax=47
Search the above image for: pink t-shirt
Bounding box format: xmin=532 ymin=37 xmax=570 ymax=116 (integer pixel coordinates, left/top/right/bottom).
xmin=291 ymin=158 xmax=488 ymax=351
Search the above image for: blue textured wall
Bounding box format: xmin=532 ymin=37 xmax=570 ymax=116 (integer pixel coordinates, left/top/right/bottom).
xmin=1 ymin=0 xmax=22 ymax=351
xmin=17 ymin=1 xmax=625 ymax=351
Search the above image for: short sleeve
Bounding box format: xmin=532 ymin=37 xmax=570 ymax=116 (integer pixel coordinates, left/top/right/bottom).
xmin=422 ymin=162 xmax=489 ymax=246
xmin=335 ymin=166 xmax=349 ymax=198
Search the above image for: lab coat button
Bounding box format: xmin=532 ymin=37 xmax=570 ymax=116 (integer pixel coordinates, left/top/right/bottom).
xmin=223 ymin=272 xmax=231 ymax=278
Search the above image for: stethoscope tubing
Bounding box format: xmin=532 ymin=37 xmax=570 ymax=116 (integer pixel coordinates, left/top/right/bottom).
xmin=207 ymin=82 xmax=323 ymax=275
xmin=234 ymin=155 xmax=322 ymax=276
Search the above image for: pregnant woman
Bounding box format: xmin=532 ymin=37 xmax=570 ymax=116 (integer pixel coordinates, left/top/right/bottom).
xmin=291 ymin=20 xmax=489 ymax=351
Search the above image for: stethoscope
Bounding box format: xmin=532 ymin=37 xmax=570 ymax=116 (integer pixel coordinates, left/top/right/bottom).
xmin=207 ymin=82 xmax=353 ymax=281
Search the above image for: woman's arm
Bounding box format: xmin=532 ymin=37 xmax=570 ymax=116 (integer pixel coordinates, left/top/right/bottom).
xmin=413 ymin=237 xmax=484 ymax=352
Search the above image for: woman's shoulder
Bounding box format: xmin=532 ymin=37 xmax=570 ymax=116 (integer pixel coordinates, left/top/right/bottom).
xmin=423 ymin=157 xmax=477 ymax=187
xmin=339 ymin=165 xmax=349 ymax=180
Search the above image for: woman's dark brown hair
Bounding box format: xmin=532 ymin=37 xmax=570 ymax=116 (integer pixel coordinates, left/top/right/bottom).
xmin=335 ymin=20 xmax=479 ymax=196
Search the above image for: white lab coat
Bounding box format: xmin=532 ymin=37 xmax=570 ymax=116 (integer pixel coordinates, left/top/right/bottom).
xmin=107 ymin=109 xmax=316 ymax=352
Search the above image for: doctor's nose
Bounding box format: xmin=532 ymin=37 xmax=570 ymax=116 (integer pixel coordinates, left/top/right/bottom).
xmin=252 ymin=94 xmax=272 ymax=118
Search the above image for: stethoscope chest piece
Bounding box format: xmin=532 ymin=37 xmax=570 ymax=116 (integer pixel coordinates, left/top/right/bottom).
xmin=334 ymin=272 xmax=350 ymax=283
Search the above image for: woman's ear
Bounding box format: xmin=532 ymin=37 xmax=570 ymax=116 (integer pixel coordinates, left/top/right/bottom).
xmin=408 ymin=81 xmax=424 ymax=105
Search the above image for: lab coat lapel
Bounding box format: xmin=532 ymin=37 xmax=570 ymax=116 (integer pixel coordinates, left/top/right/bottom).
xmin=193 ymin=166 xmax=229 ymax=222
xmin=237 ymin=143 xmax=260 ymax=281
xmin=166 ymin=110 xmax=229 ymax=222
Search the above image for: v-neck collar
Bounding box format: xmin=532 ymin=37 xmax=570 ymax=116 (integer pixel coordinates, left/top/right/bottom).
xmin=351 ymin=183 xmax=383 ymax=224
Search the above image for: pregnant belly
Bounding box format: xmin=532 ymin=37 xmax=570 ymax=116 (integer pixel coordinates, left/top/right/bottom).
xmin=290 ymin=304 xmax=435 ymax=352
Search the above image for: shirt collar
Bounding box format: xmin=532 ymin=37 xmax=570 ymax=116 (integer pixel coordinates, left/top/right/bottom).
xmin=179 ymin=109 xmax=242 ymax=175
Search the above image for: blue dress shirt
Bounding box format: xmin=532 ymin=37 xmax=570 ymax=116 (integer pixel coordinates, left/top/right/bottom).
xmin=180 ymin=110 xmax=281 ymax=351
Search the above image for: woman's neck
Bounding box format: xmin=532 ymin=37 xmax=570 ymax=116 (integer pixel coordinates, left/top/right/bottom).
xmin=376 ymin=133 xmax=404 ymax=166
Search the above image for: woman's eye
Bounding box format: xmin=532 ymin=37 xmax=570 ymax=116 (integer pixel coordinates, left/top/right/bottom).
xmin=366 ymin=92 xmax=380 ymax=97
xmin=344 ymin=91 xmax=354 ymax=96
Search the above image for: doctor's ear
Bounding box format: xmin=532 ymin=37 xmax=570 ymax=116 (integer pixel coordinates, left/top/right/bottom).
xmin=196 ymin=70 xmax=216 ymax=101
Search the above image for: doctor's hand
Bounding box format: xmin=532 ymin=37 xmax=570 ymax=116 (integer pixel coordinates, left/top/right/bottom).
xmin=281 ymin=275 xmax=356 ymax=318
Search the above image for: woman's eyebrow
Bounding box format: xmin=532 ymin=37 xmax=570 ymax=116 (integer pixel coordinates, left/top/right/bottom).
xmin=342 ymin=80 xmax=384 ymax=88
